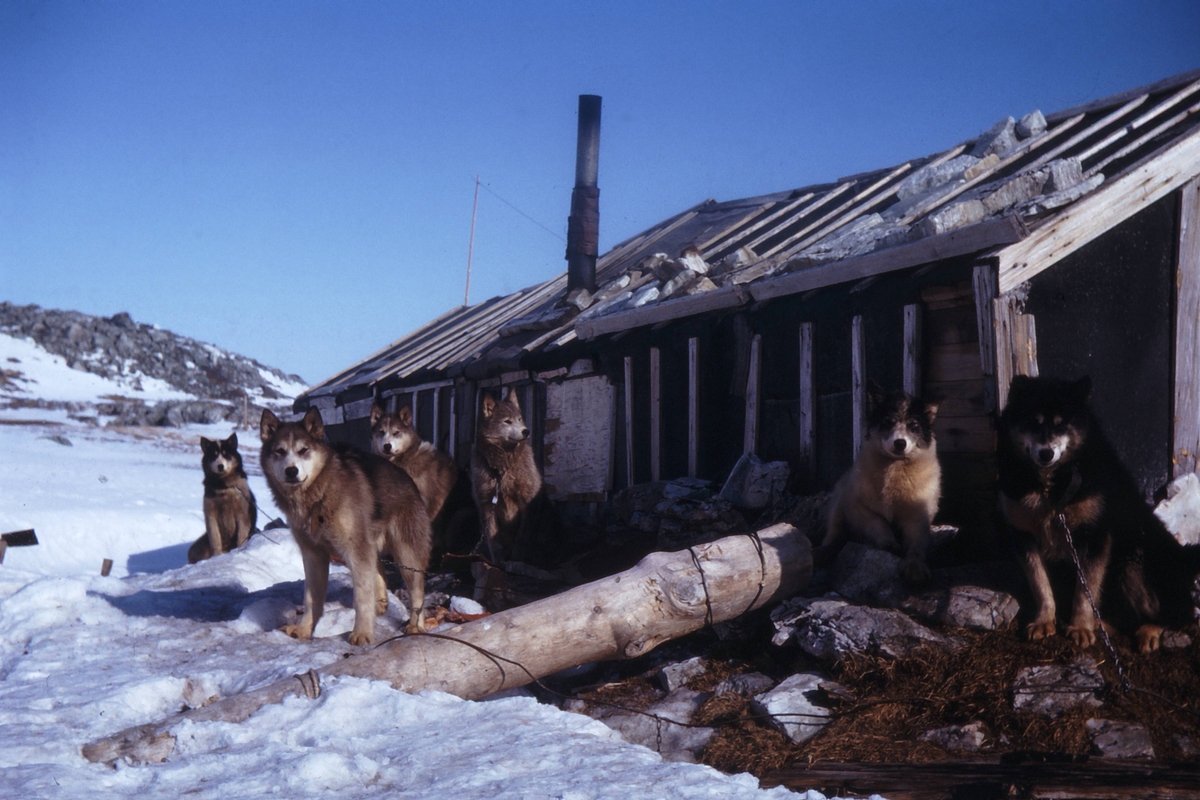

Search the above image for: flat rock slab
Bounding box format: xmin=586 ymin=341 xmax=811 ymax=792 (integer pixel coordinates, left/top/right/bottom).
xmin=1012 ymin=658 xmax=1105 ymax=718
xmin=715 ymin=672 xmax=775 ymax=698
xmin=658 ymin=656 xmax=707 ymax=692
xmin=940 ymin=585 xmax=1019 ymax=631
xmin=772 ymin=596 xmax=959 ymax=660
xmin=752 ymin=673 xmax=849 ymax=744
xmin=592 ymin=688 xmax=716 ymax=763
xmin=918 ymin=720 xmax=990 ymax=752
xmin=1086 ymin=718 xmax=1155 ymax=759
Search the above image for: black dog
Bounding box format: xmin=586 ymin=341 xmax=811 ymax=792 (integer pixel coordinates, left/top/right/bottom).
xmin=997 ymin=375 xmax=1200 ymax=652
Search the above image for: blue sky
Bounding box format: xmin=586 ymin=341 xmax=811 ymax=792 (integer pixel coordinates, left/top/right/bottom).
xmin=2 ymin=1 xmax=1198 ymax=383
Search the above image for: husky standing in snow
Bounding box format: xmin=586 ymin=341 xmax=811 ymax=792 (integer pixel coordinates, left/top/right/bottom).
xmin=187 ymin=433 xmax=258 ymax=564
xmin=260 ymin=408 xmax=432 ymax=644
xmin=820 ymin=385 xmax=941 ymax=585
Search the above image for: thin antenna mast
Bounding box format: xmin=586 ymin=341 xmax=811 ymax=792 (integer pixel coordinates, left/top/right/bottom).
xmin=464 ymin=174 xmax=480 ymax=306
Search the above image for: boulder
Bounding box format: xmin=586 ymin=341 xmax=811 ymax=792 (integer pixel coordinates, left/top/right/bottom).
xmin=1086 ymin=719 xmax=1154 ymax=759
xmin=719 ymin=453 xmax=789 ymax=511
xmin=970 ymin=117 xmax=1019 ymax=159
xmin=939 ymin=585 xmax=1019 ymax=631
xmin=658 ymin=656 xmax=707 ymax=692
xmin=918 ymin=721 xmax=989 ymax=752
xmin=752 ymin=673 xmax=849 ymax=744
xmin=714 ymin=672 xmax=775 ymax=698
xmin=1155 ymin=472 xmax=1200 ymax=546
xmin=831 ymin=543 xmax=906 ymax=606
xmin=1012 ymin=658 xmax=1104 ymax=718
xmin=1016 ymin=110 xmax=1047 ymax=139
xmin=772 ymin=596 xmax=959 ymax=660
xmin=594 ymin=688 xmax=716 ymax=763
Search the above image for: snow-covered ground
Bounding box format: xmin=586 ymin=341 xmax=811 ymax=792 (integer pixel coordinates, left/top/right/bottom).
xmin=0 ymin=332 xmax=867 ymax=798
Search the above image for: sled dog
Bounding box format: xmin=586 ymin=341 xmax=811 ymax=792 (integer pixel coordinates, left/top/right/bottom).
xmin=471 ymin=388 xmax=557 ymax=567
xmin=187 ymin=433 xmax=258 ymax=564
xmin=998 ymin=375 xmax=1200 ymax=652
xmin=821 ymin=385 xmax=941 ymax=585
xmin=260 ymin=408 xmax=432 ymax=644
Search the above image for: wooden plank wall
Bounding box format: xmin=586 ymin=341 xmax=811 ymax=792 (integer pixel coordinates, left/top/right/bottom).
xmin=1175 ymin=175 xmax=1200 ymax=478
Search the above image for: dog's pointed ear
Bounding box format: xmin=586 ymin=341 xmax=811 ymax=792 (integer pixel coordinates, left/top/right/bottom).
xmin=369 ymin=402 xmax=384 ymax=427
xmin=1006 ymin=375 xmax=1034 ymax=407
xmin=302 ymin=407 xmax=325 ymax=440
xmin=922 ymin=397 xmax=941 ymax=425
xmin=1072 ymin=375 xmax=1093 ymax=405
xmin=259 ymin=410 xmax=280 ymax=442
xmin=866 ymin=380 xmax=885 ymax=413
xmin=481 ymin=393 xmax=496 ymax=419
xmin=399 ymin=405 xmax=413 ymax=426
xmin=200 ymin=436 xmax=215 ymax=450
xmin=225 ymin=432 xmax=238 ymax=450
xmin=504 ymin=386 xmax=521 ymax=410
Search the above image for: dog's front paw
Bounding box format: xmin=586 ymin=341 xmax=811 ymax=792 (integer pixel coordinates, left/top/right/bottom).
xmin=280 ymin=623 xmax=313 ymax=640
xmin=405 ymin=612 xmax=427 ymax=635
xmin=1066 ymin=624 xmax=1097 ymax=648
xmin=1135 ymin=624 xmax=1163 ymax=653
xmin=901 ymin=558 xmax=931 ymax=587
xmin=348 ymin=629 xmax=375 ymax=646
xmin=1026 ymin=620 xmax=1056 ymax=641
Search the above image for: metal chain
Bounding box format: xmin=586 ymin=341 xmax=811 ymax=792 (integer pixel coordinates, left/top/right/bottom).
xmin=1055 ymin=511 xmax=1132 ymax=693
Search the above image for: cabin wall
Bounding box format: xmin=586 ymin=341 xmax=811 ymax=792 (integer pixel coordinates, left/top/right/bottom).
xmin=1024 ymin=194 xmax=1178 ymax=498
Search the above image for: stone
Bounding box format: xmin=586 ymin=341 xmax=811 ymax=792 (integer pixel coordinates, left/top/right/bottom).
xmin=981 ymin=172 xmax=1049 ymax=215
xmin=1086 ymin=719 xmax=1155 ymax=759
xmin=658 ymin=656 xmax=707 ymax=692
xmin=597 ymin=688 xmax=715 ymax=763
xmin=918 ymin=721 xmax=989 ymax=752
xmin=714 ymin=672 xmax=775 ymax=698
xmin=1018 ymin=174 xmax=1105 ymax=216
xmin=1042 ymin=157 xmax=1084 ymax=194
xmin=970 ymin=116 xmax=1019 ymax=159
xmin=895 ymin=154 xmax=980 ymax=201
xmin=677 ymin=246 xmax=709 ymax=275
xmin=630 ymin=284 xmax=660 ymax=309
xmin=1016 ymin=110 xmax=1047 ymax=139
xmin=719 ymin=453 xmax=789 ymax=511
xmin=752 ymin=673 xmax=848 ymax=744
xmin=772 ymin=596 xmax=959 ymax=660
xmin=939 ymin=585 xmax=1019 ymax=631
xmin=1012 ymin=658 xmax=1104 ymax=718
xmin=831 ymin=543 xmax=906 ymax=606
xmin=685 ymin=277 xmax=718 ymax=295
xmin=916 ymin=199 xmax=987 ymax=238
xmin=1155 ymin=472 xmax=1200 ymax=546
xmin=659 ymin=269 xmax=699 ymax=300
xmin=565 ymin=288 xmax=594 ymax=311
xmin=1161 ymin=630 xmax=1193 ymax=650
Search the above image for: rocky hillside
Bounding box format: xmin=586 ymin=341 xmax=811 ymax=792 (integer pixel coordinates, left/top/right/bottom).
xmin=0 ymin=301 xmax=307 ymax=426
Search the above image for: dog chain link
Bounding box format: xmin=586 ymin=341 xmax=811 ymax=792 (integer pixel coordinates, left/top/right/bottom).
xmin=1056 ymin=512 xmax=1132 ymax=693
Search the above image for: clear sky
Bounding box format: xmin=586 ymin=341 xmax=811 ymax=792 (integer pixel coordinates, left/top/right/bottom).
xmin=2 ymin=1 xmax=1198 ymax=384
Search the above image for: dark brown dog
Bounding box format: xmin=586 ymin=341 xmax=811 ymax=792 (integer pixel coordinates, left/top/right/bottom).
xmin=187 ymin=433 xmax=257 ymax=563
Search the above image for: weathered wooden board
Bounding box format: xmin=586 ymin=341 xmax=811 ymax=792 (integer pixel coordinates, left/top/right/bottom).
xmin=744 ymin=334 xmax=762 ymax=455
xmin=649 ymin=347 xmax=662 ymax=482
xmin=923 ymin=303 xmax=979 ymax=347
xmin=926 ymin=342 xmax=986 ymax=384
xmin=924 ymin=379 xmax=988 ymax=418
xmin=996 ymin=126 xmax=1200 ymax=292
xmin=541 ymin=374 xmax=612 ymax=500
xmin=1176 ymin=175 xmax=1200 ymax=477
xmin=933 ymin=414 xmax=995 ymax=454
xmin=798 ymin=322 xmax=815 ymax=480
xmin=851 ymin=315 xmax=866 ymax=452
xmin=688 ymin=337 xmax=699 ymax=478
xmin=903 ymin=304 xmax=922 ymax=396
xmin=763 ymin=758 xmax=1200 ymax=800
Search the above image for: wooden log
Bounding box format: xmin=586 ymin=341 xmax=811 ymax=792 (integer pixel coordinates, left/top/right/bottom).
xmin=82 ymin=523 xmax=812 ymax=766
xmin=763 ymin=758 xmax=1200 ymax=800
xmin=1175 ymin=176 xmax=1200 ymax=478
xmin=1 ymin=528 xmax=39 ymax=547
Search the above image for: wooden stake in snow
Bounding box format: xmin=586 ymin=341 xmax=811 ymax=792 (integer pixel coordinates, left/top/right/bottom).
xmin=82 ymin=522 xmax=812 ymax=765
xmin=100 ymin=558 xmax=113 ymax=577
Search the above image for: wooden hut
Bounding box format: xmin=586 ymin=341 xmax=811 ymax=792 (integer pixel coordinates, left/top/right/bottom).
xmin=297 ymin=68 xmax=1200 ymax=545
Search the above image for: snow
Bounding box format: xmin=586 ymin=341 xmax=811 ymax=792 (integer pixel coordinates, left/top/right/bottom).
xmin=1 ymin=333 xmax=194 ymax=404
xmin=0 ymin=336 xmax=871 ymax=798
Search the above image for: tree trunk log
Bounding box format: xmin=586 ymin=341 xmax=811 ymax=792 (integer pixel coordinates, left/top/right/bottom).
xmin=83 ymin=522 xmax=811 ymax=764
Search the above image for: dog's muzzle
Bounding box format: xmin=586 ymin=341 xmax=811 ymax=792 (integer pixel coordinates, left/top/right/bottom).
xmin=284 ymin=466 xmax=300 ymax=482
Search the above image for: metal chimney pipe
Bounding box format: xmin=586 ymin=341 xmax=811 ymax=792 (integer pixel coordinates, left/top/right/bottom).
xmin=566 ymin=94 xmax=601 ymax=293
